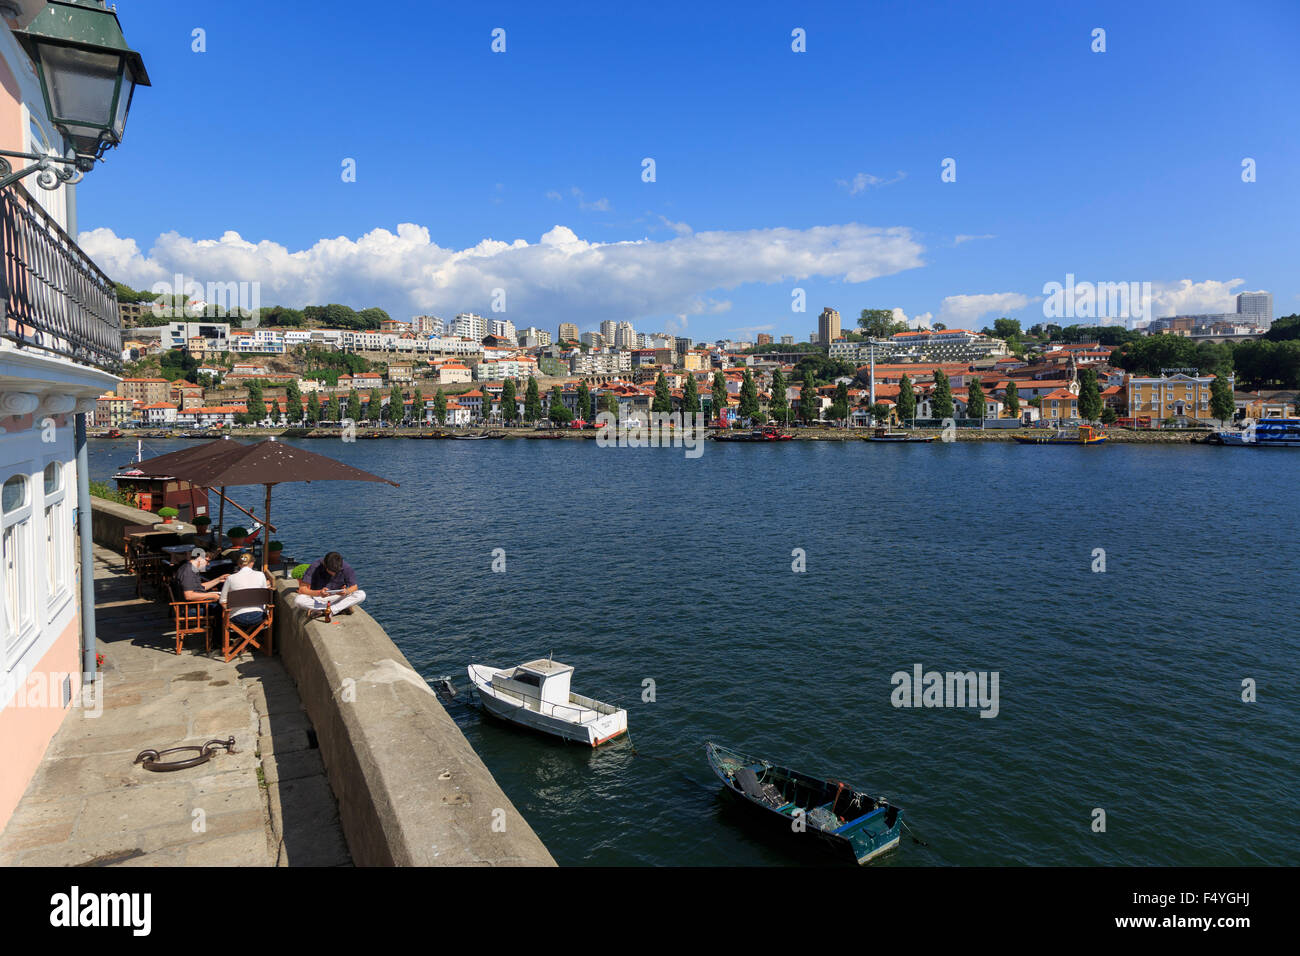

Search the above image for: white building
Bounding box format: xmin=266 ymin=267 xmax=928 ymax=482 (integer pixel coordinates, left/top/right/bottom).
xmin=451 ymin=313 xmax=487 ymax=340
xmin=163 ymin=321 xmax=229 ymax=351
xmin=1 ymin=0 xmax=150 ymax=831
xmin=1235 ymin=292 xmax=1272 ymax=326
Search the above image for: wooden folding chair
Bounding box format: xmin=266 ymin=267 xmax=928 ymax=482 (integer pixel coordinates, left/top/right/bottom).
xmin=135 ymin=553 xmax=170 ymax=600
xmin=216 ymin=588 xmax=275 ymax=662
xmin=168 ymin=576 xmax=218 ymax=655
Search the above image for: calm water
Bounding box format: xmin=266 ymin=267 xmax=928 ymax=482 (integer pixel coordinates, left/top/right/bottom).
xmin=93 ymin=437 xmax=1300 ymax=866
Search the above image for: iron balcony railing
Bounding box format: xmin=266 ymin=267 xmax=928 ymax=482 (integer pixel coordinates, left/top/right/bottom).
xmin=1 ymin=181 xmax=121 ymax=374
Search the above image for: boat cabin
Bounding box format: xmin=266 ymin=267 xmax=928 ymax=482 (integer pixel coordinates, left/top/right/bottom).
xmin=493 ymin=659 xmax=574 ymax=709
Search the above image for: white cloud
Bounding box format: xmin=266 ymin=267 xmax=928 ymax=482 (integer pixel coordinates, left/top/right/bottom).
xmin=658 ymin=215 xmax=693 ymax=236
xmin=954 ymin=234 xmax=995 ymax=245
xmin=837 ymin=171 xmax=907 ymax=195
xmin=938 ymin=292 xmax=1030 ymax=325
xmin=891 ymin=308 xmax=934 ymax=329
xmin=1149 ymin=278 xmax=1244 ymax=318
xmin=82 ymin=222 xmax=925 ymax=328
xmin=545 ymin=190 xmax=563 ymax=201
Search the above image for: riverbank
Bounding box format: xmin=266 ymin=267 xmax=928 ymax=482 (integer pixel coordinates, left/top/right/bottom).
xmin=95 ymin=425 xmax=1210 ymax=444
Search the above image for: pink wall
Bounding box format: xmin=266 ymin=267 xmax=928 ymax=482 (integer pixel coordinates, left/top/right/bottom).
xmin=0 ymin=614 xmax=82 ymax=830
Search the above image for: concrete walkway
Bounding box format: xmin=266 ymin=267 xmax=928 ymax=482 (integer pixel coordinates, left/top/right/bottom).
xmin=0 ymin=545 xmax=350 ymax=866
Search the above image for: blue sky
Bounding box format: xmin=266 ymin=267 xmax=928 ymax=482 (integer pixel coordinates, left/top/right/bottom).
xmin=77 ymin=0 xmax=1300 ymax=341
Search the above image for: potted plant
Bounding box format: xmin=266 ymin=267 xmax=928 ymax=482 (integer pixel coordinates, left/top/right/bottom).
xmin=157 ymin=506 xmax=179 ymax=524
xmin=267 ymin=540 xmax=283 ymax=563
xmin=226 ymin=526 xmax=248 ymax=547
xmin=290 ymin=563 xmax=310 ymax=580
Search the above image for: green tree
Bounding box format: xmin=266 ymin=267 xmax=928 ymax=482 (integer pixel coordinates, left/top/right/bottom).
xmin=931 ymin=369 xmax=954 ymax=420
xmin=325 ymin=395 xmax=341 ymax=422
xmin=245 ymin=382 xmax=266 ymax=423
xmin=967 ymin=379 xmax=986 ymax=419
xmin=800 ymin=372 xmax=820 ymax=422
xmin=992 ymin=318 xmax=1022 ymax=343
xmin=388 ymin=385 xmax=404 ymax=424
xmin=1077 ymin=368 xmax=1102 ymax=422
xmin=868 ymin=402 xmax=891 ymax=424
xmin=1100 ymin=406 xmax=1118 ymax=425
xmin=306 ymin=391 xmax=321 ymax=425
xmin=548 ymin=386 xmax=572 ymax=423
xmin=524 ymin=377 xmax=542 ymax=422
xmin=652 ymin=372 xmax=673 ymax=413
xmin=501 ymin=378 xmax=517 ymax=423
xmin=858 ymin=308 xmax=905 ymax=339
xmin=711 ymin=371 xmax=728 ymax=423
xmin=682 ymin=375 xmax=701 ymax=418
xmin=347 ymin=388 xmax=362 ymax=422
xmin=1210 ymin=372 xmax=1235 ymax=423
xmin=601 ymin=390 xmax=618 ymax=418
xmin=434 ymin=388 xmax=448 ymax=425
xmin=739 ymin=369 xmax=760 ymax=422
xmin=1004 ymin=380 xmax=1019 ymax=418
xmin=830 ymin=382 xmax=849 ymax=422
xmin=897 ymin=374 xmax=916 ymax=424
xmin=367 ymin=388 xmax=383 ymax=422
xmin=576 ymin=381 xmax=592 ymax=421
xmin=411 ymin=387 xmax=424 ymax=423
xmin=285 ymin=379 xmax=303 ymax=423
xmin=768 ymin=369 xmax=788 ymax=423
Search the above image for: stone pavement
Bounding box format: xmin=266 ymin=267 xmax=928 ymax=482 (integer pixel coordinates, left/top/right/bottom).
xmin=0 ymin=545 xmax=351 ymax=866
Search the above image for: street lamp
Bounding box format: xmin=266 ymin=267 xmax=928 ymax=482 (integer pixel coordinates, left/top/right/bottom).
xmin=0 ymin=0 xmax=150 ymax=190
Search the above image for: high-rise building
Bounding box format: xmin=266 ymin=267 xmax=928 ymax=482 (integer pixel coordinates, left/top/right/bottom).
xmin=558 ymin=323 xmax=578 ymax=343
xmin=412 ymin=314 xmax=444 ymax=336
xmin=780 ymin=335 xmax=794 ymax=345
xmin=818 ymin=307 xmax=841 ymax=345
xmin=580 ymin=331 xmax=604 ymax=348
xmin=756 ymin=333 xmax=773 ymax=346
xmin=490 ymin=318 xmax=517 ymax=341
xmin=600 ymin=320 xmax=619 ymax=344
xmin=451 ymin=313 xmax=486 ymax=340
xmin=615 ymin=322 xmax=637 ymax=349
xmin=1236 ymin=292 xmax=1273 ymax=325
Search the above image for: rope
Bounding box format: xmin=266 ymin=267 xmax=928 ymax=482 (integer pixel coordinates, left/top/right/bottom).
xmin=901 ymin=818 xmax=929 ymax=847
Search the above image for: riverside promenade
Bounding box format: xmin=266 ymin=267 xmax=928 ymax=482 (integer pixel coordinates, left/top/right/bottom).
xmin=0 ymin=498 xmax=555 ymax=867
xmin=0 ymin=544 xmax=350 ymax=866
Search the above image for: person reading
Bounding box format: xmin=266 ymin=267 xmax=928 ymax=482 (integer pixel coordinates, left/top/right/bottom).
xmin=294 ymin=551 xmax=366 ymax=619
xmin=176 ymin=547 xmax=227 ymax=602
xmin=220 ymin=552 xmax=275 ymax=628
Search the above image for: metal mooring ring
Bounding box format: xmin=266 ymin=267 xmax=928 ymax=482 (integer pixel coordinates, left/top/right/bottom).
xmin=134 ymin=737 xmax=236 ymax=772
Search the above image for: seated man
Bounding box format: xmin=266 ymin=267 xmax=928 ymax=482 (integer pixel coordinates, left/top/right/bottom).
xmin=294 ymin=551 xmax=366 ymax=619
xmin=219 ymin=552 xmax=275 ymax=629
xmin=176 ymin=547 xmax=227 ymax=602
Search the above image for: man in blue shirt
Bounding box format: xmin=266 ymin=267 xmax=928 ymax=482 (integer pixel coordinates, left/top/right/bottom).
xmin=294 ymin=551 xmax=366 ymax=620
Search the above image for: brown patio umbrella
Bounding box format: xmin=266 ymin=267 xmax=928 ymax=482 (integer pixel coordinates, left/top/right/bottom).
xmin=142 ymin=438 xmax=399 ymax=570
xmin=131 ymin=438 xmax=252 ymax=540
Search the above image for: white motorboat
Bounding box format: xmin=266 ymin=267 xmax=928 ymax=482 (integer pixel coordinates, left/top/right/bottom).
xmin=466 ymin=658 xmax=628 ymax=746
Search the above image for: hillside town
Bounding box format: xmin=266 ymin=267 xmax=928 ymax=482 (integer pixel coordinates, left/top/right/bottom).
xmin=99 ymin=297 xmax=1298 ymax=433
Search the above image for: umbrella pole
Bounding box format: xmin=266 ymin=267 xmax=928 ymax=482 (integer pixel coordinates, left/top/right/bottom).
xmin=217 ymin=486 xmax=226 ymax=548
xmin=263 ymin=484 xmax=272 ymax=572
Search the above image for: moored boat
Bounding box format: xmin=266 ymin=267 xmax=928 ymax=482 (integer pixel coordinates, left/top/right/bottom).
xmin=705 ymin=741 xmax=903 ymax=865
xmin=1217 ymin=418 xmax=1300 ymax=447
xmin=1012 ymin=424 xmax=1106 ymax=445
xmin=467 ymin=658 xmax=628 ymax=746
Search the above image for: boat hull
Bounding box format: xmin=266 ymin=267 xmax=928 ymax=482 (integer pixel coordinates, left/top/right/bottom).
xmin=468 ymin=664 xmax=627 ymax=746
xmin=705 ymin=742 xmax=902 ymax=866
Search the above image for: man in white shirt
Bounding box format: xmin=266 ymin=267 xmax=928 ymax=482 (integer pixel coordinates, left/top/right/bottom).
xmin=219 ymin=552 xmax=274 ymax=629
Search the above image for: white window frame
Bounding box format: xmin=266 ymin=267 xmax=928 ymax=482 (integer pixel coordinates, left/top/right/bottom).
xmin=3 ymin=470 xmax=38 ymax=671
xmin=43 ymin=458 xmax=72 ymax=615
